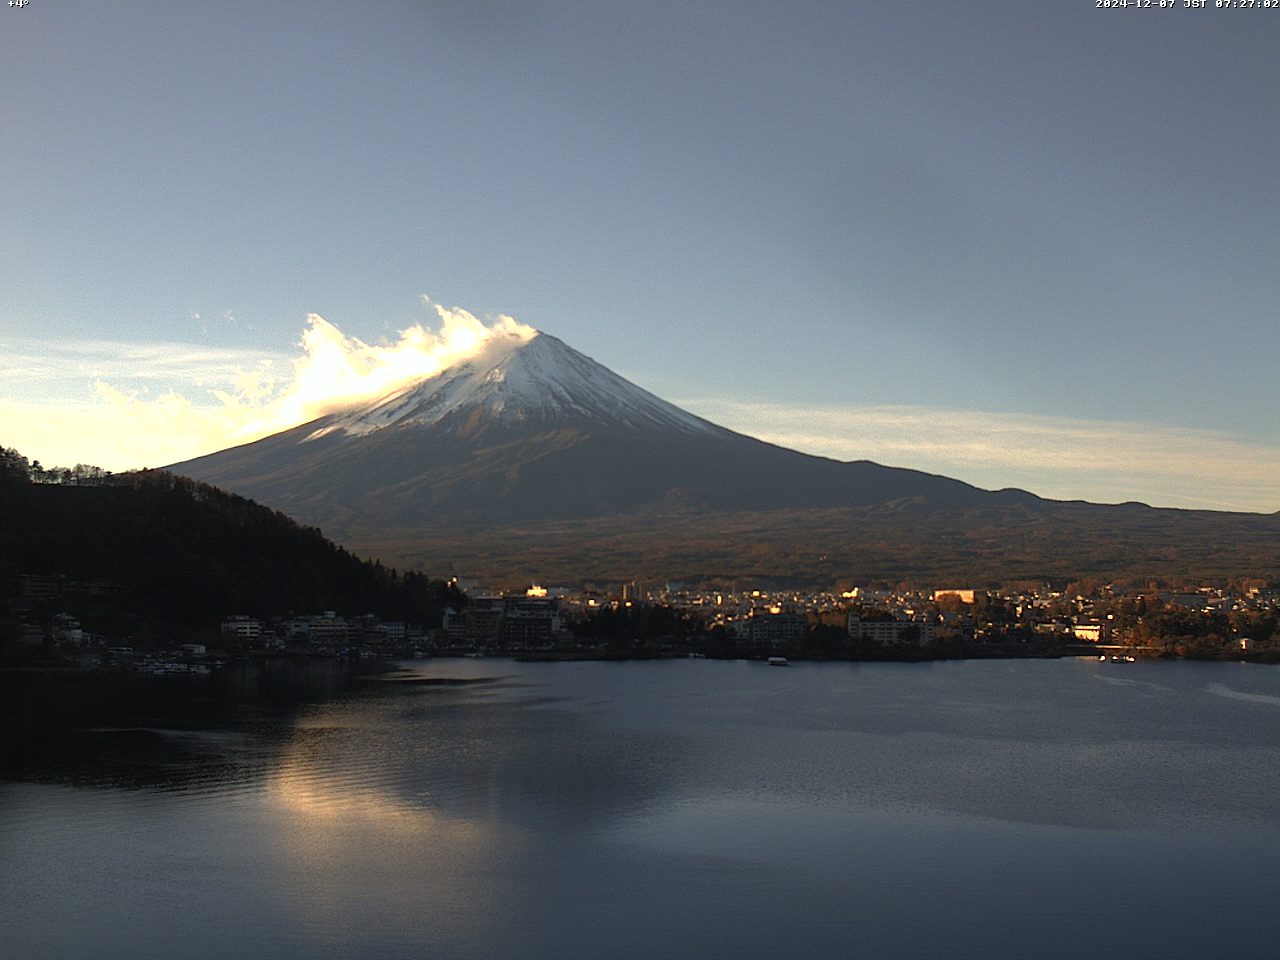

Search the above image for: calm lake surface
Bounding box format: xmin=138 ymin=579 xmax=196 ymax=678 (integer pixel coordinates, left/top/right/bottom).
xmin=5 ymin=657 xmax=1280 ymax=959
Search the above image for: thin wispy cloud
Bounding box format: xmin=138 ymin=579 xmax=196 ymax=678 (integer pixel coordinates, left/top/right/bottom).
xmin=679 ymin=398 xmax=1280 ymax=514
xmin=1 ymin=340 xmax=292 ymax=391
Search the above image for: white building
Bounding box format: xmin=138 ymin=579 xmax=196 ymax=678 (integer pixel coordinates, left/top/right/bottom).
xmin=1071 ymin=623 xmax=1104 ymax=642
xmin=220 ymin=616 xmax=262 ymax=643
xmin=848 ymin=615 xmax=936 ymax=646
xmin=748 ymin=609 xmax=806 ymax=646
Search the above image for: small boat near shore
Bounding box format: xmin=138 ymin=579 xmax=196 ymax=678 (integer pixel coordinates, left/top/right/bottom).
xmin=767 ymin=656 xmax=790 ymax=667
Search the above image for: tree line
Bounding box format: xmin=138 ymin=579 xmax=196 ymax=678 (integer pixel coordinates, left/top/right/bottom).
xmin=1 ymin=445 xmax=461 ymax=648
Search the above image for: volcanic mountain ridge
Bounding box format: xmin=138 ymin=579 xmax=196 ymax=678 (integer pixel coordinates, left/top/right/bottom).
xmin=169 ymin=330 xmax=1280 ymax=584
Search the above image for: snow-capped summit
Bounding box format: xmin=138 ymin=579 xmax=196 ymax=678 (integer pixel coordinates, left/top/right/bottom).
xmin=165 ymin=327 xmax=1250 ymax=586
xmin=170 ymin=327 xmax=1012 ymax=540
xmin=308 ymin=331 xmax=717 ymax=440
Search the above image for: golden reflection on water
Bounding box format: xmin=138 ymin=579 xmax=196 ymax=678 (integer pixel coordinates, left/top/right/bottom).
xmin=258 ymin=706 xmax=506 ymax=950
xmin=265 ymin=761 xmax=471 ymax=834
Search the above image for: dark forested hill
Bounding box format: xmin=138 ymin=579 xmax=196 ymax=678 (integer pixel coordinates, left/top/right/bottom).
xmin=0 ymin=450 xmax=458 ymax=642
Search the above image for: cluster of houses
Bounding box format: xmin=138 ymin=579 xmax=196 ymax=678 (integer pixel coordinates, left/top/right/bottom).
xmin=11 ymin=573 xmax=1278 ymax=665
xmin=216 ymin=595 xmax=568 ymax=657
xmin=221 ymin=612 xmax=413 ymax=654
xmin=588 ymin=580 xmax=1278 ymax=652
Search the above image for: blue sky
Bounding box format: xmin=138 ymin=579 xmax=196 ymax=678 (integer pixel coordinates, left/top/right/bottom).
xmin=2 ymin=1 xmax=1277 ymax=511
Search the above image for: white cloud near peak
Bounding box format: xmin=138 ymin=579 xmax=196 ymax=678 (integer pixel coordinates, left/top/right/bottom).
xmin=1 ymin=304 xmax=535 ymax=470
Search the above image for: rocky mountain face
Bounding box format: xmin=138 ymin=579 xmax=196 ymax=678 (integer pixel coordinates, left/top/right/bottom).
xmin=169 ymin=331 xmax=1280 ymax=584
xmin=171 ymin=331 xmax=1032 ymax=532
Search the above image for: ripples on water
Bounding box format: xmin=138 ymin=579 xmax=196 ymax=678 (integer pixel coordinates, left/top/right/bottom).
xmin=4 ymin=657 xmax=1280 ymax=959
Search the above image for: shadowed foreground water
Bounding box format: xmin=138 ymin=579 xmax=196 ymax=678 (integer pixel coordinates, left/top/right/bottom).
xmin=4 ymin=657 xmax=1280 ymax=959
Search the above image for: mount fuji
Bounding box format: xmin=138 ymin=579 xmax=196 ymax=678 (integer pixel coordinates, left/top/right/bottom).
xmin=173 ymin=331 xmax=1021 ymax=525
xmin=169 ymin=331 xmax=1280 ymax=584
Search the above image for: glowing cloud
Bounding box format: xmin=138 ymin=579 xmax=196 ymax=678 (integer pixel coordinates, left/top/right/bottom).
xmin=276 ymin=303 xmax=533 ymax=427
xmin=1 ymin=301 xmax=536 ymax=470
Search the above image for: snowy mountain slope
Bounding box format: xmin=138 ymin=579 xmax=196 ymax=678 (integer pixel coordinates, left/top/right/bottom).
xmin=169 ymin=329 xmax=1033 ymax=535
xmin=164 ymin=329 xmax=1280 ymax=583
xmin=308 ymin=331 xmax=720 ymax=440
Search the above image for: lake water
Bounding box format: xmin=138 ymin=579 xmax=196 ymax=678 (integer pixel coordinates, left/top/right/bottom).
xmin=4 ymin=657 xmax=1280 ymax=959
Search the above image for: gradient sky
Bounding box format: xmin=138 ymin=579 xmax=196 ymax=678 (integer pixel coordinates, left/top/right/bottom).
xmin=2 ymin=1 xmax=1277 ymax=511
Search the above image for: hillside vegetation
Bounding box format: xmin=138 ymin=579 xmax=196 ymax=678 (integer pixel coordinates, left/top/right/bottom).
xmin=0 ymin=447 xmax=458 ymax=644
xmin=348 ymin=501 xmax=1280 ymax=589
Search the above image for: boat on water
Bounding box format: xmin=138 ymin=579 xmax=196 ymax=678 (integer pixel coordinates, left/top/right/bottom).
xmin=767 ymin=656 xmax=790 ymax=667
